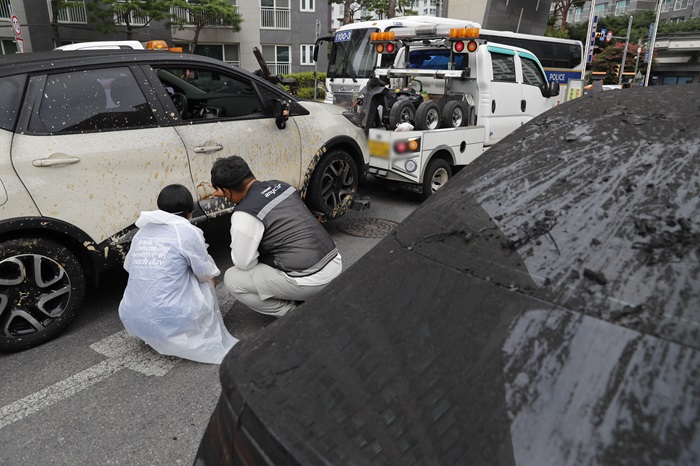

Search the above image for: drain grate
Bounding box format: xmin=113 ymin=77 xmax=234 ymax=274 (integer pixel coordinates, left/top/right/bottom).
xmin=337 ymin=218 xmax=399 ymax=238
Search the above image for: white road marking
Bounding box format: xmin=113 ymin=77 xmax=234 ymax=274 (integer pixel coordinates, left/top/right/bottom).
xmin=0 ymin=283 xmax=234 ymax=430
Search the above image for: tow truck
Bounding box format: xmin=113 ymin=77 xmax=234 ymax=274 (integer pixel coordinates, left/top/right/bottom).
xmin=355 ymin=25 xmax=560 ymax=198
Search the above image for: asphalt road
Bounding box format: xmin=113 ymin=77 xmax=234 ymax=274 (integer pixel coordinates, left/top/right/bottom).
xmin=0 ymin=177 xmax=421 ymax=466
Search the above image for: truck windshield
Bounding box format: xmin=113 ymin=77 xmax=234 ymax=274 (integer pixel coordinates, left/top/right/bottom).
xmin=328 ymin=28 xmax=381 ymax=80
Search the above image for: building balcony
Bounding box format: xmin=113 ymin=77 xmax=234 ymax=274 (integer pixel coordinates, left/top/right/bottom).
xmin=261 ymin=7 xmax=290 ymax=29
xmin=1 ymin=0 xmax=12 ymax=20
xmin=51 ymin=0 xmax=88 ymax=23
xmin=171 ymin=5 xmax=238 ymax=27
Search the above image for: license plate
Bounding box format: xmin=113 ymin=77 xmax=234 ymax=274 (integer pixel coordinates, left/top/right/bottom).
xmin=369 ymin=140 xmax=389 ymax=158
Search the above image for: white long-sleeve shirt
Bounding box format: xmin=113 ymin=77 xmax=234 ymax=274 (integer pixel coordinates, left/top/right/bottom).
xmin=230 ymin=210 xmax=342 ymax=286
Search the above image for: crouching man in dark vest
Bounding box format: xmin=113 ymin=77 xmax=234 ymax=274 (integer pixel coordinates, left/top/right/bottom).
xmin=211 ymin=155 xmax=342 ymax=316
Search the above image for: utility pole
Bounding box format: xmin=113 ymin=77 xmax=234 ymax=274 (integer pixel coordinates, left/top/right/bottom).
xmin=618 ymin=15 xmax=633 ymax=85
xmin=644 ymin=0 xmax=663 ymax=86
xmin=633 ymin=37 xmax=643 ymax=84
xmin=314 ymin=19 xmax=320 ymax=101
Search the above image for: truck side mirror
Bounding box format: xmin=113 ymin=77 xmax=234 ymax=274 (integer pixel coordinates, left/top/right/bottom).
xmin=272 ymin=99 xmax=290 ymax=129
xmin=313 ymin=44 xmax=320 ymax=62
xmin=549 ymin=81 xmax=560 ymax=97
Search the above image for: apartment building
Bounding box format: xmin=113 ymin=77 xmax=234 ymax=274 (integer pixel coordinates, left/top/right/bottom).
xmin=329 ymin=0 xmax=550 ymax=34
xmin=0 ymin=0 xmax=329 ymax=74
xmin=564 ymin=0 xmax=700 ymax=25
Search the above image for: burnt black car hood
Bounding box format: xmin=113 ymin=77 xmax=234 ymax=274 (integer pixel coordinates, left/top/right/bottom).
xmin=197 ymin=85 xmax=700 ymax=465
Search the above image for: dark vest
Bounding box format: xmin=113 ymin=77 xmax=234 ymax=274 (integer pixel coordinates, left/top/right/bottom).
xmin=235 ymin=180 xmax=338 ymax=277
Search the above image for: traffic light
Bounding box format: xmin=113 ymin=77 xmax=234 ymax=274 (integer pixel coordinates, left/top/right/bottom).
xmin=613 ymin=64 xmax=621 ymax=78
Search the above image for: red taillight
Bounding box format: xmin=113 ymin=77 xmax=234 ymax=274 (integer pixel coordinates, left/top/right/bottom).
xmin=454 ymin=41 xmax=465 ymax=53
xmin=394 ymin=138 xmax=420 ymax=154
xmin=386 ymin=42 xmax=395 ymax=53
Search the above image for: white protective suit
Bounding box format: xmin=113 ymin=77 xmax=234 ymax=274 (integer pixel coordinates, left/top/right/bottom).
xmin=118 ymin=210 xmax=238 ymax=364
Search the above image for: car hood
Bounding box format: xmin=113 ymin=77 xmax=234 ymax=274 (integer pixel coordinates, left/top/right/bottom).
xmin=198 ymin=86 xmax=700 ymax=465
xmin=299 ymin=100 xmax=351 ymax=117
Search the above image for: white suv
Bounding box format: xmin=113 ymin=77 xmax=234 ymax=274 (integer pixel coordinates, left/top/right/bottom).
xmin=0 ymin=50 xmax=368 ymax=351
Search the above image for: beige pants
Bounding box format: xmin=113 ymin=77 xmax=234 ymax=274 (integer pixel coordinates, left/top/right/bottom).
xmin=224 ymin=262 xmax=330 ymax=317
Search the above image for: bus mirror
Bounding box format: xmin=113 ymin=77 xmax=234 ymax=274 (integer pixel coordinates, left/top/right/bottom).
xmin=549 ymin=81 xmax=560 ymax=97
xmin=313 ymin=35 xmax=333 ymax=62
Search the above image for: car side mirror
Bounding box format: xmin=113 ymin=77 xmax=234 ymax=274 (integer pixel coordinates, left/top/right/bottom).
xmin=272 ymin=99 xmax=290 ymax=129
xmin=549 ymin=81 xmax=560 ymax=97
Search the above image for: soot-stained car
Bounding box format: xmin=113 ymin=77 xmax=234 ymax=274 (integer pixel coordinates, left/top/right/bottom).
xmin=0 ymin=50 xmax=369 ymax=352
xmin=195 ymin=84 xmax=700 ymax=465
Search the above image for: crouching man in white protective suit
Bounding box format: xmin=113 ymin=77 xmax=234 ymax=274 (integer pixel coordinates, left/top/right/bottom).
xmin=118 ymin=184 xmax=238 ymax=364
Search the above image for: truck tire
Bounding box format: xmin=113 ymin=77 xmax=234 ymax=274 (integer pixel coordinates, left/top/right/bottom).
xmin=306 ymin=150 xmax=359 ymax=220
xmin=421 ymin=158 xmax=452 ymax=200
xmin=441 ymin=101 xmax=466 ymax=128
xmin=415 ymin=101 xmax=441 ymax=130
xmin=389 ymin=100 xmax=415 ymax=129
xmin=0 ymin=237 xmax=86 ymax=352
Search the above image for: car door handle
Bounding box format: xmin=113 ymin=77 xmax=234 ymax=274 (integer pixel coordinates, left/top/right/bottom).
xmin=193 ymin=145 xmax=223 ymax=153
xmin=492 ymin=100 xmax=496 ymax=113
xmin=32 ymin=157 xmax=81 ymax=167
xmin=521 ymin=99 xmax=526 ymax=112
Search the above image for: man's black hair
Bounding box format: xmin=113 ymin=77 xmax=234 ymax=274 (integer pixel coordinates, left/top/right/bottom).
xmin=157 ymin=184 xmax=194 ymax=217
xmin=211 ymin=156 xmax=255 ymax=192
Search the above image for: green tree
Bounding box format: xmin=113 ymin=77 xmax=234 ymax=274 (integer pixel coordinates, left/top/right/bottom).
xmin=362 ymin=0 xmax=414 ymax=19
xmin=329 ymin=0 xmax=361 ymax=25
xmin=87 ymin=0 xmax=172 ymax=40
xmin=169 ymin=0 xmax=242 ymax=52
xmin=590 ymin=40 xmax=654 ymax=83
xmin=329 ymin=0 xmax=415 ymax=24
xmin=49 ymin=0 xmax=65 ymax=45
xmin=548 ymin=0 xmax=586 ymax=33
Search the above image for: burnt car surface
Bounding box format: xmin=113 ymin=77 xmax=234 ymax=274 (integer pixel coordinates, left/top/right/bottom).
xmin=0 ymin=51 xmax=368 ymax=352
xmin=195 ymin=84 xmax=700 ymax=465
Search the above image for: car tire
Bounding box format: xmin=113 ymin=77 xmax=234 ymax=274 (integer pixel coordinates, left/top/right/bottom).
xmin=421 ymin=158 xmax=452 ymax=200
xmin=306 ymin=150 xmax=359 ymax=220
xmin=415 ymin=101 xmax=441 ymax=130
xmin=441 ymin=101 xmax=466 ymax=128
xmin=0 ymin=238 xmax=86 ymax=352
xmin=389 ymin=100 xmax=416 ymax=129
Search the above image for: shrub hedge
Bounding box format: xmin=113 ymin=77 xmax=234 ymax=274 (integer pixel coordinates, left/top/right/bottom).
xmin=282 ymin=71 xmax=327 ymax=101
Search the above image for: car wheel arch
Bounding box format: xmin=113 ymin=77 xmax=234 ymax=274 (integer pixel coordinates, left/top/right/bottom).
xmin=299 ymin=135 xmax=366 ymax=201
xmin=0 ymin=217 xmax=103 ymax=286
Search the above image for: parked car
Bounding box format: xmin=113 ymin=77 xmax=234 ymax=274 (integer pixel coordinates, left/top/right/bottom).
xmin=195 ymin=84 xmax=700 ymax=465
xmin=0 ymin=50 xmax=368 ymax=352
